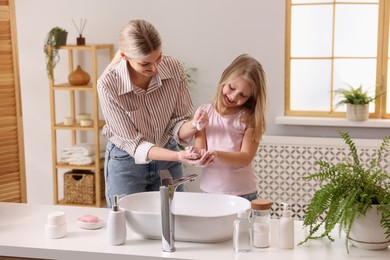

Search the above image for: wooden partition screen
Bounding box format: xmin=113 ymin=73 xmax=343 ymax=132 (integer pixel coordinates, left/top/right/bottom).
xmin=0 ymin=0 xmax=27 ymax=203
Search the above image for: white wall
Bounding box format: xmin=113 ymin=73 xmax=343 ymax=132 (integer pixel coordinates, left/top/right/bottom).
xmin=14 ymin=0 xmax=286 ymax=204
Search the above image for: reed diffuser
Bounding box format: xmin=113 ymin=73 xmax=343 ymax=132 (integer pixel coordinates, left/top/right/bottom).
xmin=72 ymin=18 xmax=87 ymax=45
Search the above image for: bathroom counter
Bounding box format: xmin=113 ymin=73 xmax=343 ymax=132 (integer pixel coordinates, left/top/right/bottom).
xmin=0 ymin=202 xmax=389 ymax=260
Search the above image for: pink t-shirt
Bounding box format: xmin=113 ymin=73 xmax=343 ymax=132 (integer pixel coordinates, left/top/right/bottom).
xmin=200 ymin=104 xmax=258 ymax=195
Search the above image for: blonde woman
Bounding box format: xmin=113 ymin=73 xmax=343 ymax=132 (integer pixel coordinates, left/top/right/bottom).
xmin=98 ymin=19 xmax=207 ymax=207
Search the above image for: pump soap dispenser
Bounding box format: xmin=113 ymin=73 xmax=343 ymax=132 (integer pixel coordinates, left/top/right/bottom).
xmin=107 ymin=195 xmax=127 ymax=245
xmin=279 ymin=203 xmax=294 ymax=249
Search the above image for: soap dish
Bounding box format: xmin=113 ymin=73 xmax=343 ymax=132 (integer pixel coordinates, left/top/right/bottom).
xmin=77 ymin=215 xmax=103 ymax=230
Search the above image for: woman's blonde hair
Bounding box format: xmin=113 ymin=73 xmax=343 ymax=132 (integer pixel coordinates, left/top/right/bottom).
xmin=108 ymin=19 xmax=162 ymax=68
xmin=212 ymin=54 xmax=268 ymax=143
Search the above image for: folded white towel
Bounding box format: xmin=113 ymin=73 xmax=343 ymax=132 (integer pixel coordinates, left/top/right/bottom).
xmin=67 ymin=156 xmax=94 ymax=166
xmin=60 ymin=152 xmax=105 ymax=166
xmin=61 ymin=143 xmax=96 ymax=156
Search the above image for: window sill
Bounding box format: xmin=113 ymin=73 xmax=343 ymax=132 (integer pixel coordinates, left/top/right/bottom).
xmin=275 ymin=116 xmax=390 ymax=128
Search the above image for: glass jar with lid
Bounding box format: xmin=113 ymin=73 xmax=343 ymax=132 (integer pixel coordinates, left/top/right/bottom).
xmin=251 ymin=198 xmax=272 ymax=248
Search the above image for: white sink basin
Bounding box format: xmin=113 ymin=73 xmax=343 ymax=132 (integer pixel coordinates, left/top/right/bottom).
xmin=119 ymin=191 xmax=251 ymax=242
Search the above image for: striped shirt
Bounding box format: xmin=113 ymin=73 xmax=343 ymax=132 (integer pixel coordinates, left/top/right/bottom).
xmin=97 ymin=55 xmax=193 ymax=164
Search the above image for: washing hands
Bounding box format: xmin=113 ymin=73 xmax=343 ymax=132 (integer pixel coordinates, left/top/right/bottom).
xmin=177 ymin=146 xmax=216 ymax=167
xmin=192 ymin=106 xmax=208 ymax=131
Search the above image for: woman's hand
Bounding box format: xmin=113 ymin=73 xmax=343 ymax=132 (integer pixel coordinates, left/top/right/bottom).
xmin=184 ymin=147 xmax=216 ymax=167
xmin=177 ymin=149 xmax=201 ymax=166
xmin=185 ymin=146 xmax=203 ymax=157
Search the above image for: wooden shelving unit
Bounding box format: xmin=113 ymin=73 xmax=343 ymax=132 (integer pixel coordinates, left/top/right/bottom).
xmin=48 ymin=44 xmax=114 ymax=207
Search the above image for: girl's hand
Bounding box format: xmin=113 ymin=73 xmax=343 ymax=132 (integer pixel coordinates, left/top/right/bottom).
xmin=193 ymin=150 xmax=216 ymax=167
xmin=191 ymin=106 xmax=208 ymax=131
xmin=185 ymin=146 xmax=203 ymax=158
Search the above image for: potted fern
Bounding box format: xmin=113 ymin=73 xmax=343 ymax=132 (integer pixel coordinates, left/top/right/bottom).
xmin=44 ymin=26 xmax=68 ymax=79
xmin=334 ymin=84 xmax=381 ymax=121
xmin=299 ymin=129 xmax=390 ymax=252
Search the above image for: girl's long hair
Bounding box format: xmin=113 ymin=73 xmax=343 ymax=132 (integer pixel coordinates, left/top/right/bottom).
xmin=212 ymin=54 xmax=268 ymax=142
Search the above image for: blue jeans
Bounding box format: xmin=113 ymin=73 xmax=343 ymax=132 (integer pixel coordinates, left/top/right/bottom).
xmin=240 ymin=191 xmax=258 ymax=201
xmin=104 ymin=139 xmax=183 ymax=208
xmin=203 ymin=191 xmax=258 ymax=201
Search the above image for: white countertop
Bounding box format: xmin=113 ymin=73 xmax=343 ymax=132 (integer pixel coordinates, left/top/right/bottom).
xmin=0 ymin=202 xmax=389 ymax=260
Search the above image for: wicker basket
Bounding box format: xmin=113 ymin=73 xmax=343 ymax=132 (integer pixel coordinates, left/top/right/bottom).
xmin=64 ymin=170 xmax=104 ymax=204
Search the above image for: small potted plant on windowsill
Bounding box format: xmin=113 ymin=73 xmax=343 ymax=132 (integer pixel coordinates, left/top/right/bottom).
xmin=334 ymin=84 xmax=381 ymax=121
xmin=298 ymin=129 xmax=390 ymax=252
xmin=44 ymin=26 xmax=68 ymax=79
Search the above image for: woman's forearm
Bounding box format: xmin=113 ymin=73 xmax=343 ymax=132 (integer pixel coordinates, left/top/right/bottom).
xmin=147 ymin=146 xmax=179 ymax=161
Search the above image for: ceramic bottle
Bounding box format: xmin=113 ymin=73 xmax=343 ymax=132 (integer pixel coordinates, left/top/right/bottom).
xmin=279 ymin=203 xmax=294 ymax=249
xmin=107 ymin=195 xmax=127 ymax=245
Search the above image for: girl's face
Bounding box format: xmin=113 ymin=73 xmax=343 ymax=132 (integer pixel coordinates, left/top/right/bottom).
xmin=126 ymin=48 xmax=163 ymax=78
xmin=222 ymin=76 xmax=252 ymax=111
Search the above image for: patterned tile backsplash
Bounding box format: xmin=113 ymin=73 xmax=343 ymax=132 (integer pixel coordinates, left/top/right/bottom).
xmin=255 ymin=135 xmax=390 ymax=220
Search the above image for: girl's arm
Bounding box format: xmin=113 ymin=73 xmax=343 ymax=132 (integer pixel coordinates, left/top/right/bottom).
xmin=178 ymin=106 xmax=209 ymax=141
xmin=193 ymin=128 xmax=207 ymax=149
xmin=214 ymin=127 xmax=259 ymax=167
xmin=177 ymin=120 xmax=199 ymax=141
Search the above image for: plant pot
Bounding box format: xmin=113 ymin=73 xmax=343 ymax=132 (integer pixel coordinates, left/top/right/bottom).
xmin=57 ymin=31 xmax=68 ymax=46
xmin=346 ymin=104 xmax=369 ymax=121
xmin=349 ymin=205 xmax=390 ymax=250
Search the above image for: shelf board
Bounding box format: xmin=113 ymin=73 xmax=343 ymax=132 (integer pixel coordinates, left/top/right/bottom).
xmin=59 ymin=44 xmax=114 ymax=50
xmin=52 ymin=83 xmax=94 ymax=90
xmin=57 ymin=198 xmax=106 ymax=208
xmin=56 ymin=160 xmax=105 ymax=170
xmin=55 ymin=120 xmax=105 ymax=130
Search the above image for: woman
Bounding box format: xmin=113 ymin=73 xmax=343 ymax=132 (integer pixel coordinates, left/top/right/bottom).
xmin=97 ymin=19 xmax=207 ymax=207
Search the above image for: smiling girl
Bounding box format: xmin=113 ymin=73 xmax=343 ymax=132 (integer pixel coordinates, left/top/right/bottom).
xmin=193 ymin=54 xmax=268 ymax=201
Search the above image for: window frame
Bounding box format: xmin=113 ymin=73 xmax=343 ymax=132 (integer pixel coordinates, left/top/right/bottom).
xmin=285 ymin=0 xmax=390 ymax=119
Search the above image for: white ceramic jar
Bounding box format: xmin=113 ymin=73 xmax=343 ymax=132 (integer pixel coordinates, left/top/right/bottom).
xmin=45 ymin=211 xmax=67 ymax=239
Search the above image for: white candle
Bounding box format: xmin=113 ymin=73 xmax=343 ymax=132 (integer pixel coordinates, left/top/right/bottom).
xmin=77 ymin=113 xmax=91 ymax=123
xmin=64 ymin=117 xmax=73 ymax=126
xmin=80 ymin=119 xmax=93 ymax=127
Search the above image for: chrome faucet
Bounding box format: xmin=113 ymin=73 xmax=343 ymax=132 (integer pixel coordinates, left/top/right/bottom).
xmin=159 ymin=170 xmax=198 ymax=253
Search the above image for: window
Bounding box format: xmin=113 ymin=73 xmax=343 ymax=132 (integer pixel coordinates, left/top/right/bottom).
xmin=286 ymin=0 xmax=389 ymax=119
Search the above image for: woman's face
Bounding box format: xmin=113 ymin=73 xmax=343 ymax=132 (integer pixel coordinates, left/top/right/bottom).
xmin=127 ymin=48 xmax=163 ymax=78
xmin=222 ymin=76 xmax=252 ymax=109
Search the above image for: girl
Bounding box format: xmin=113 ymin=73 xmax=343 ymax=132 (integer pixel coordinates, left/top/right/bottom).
xmin=193 ymin=54 xmax=268 ymax=201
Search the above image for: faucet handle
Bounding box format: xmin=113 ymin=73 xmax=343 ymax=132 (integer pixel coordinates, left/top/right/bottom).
xmin=172 ymin=173 xmax=198 ymax=186
xmin=158 ymin=170 xmax=173 ymax=186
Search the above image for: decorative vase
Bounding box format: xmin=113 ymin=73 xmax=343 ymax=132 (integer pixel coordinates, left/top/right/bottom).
xmin=349 ymin=205 xmax=390 ymax=250
xmin=346 ymin=104 xmax=369 ymax=121
xmin=68 ymin=65 xmax=90 ymax=85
